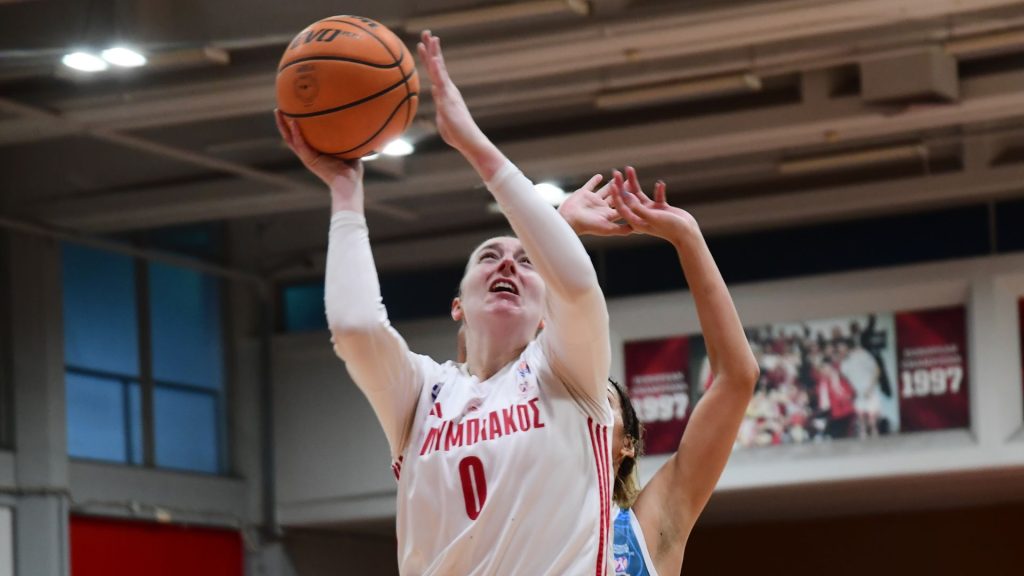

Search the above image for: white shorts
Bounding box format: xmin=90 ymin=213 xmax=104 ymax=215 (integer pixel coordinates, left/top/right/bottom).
xmin=855 ymin=391 xmax=880 ymax=416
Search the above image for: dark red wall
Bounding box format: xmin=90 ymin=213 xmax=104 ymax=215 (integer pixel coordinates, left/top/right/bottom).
xmin=71 ymin=515 xmax=243 ymax=576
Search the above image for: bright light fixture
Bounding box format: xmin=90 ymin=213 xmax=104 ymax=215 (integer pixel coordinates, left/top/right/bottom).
xmin=489 ymin=182 xmax=568 ymax=214
xmin=535 ymin=182 xmax=568 ymax=206
xmin=362 ymin=152 xmax=381 ymax=161
xmin=382 ymin=139 xmax=414 ymax=157
xmin=101 ymin=47 xmax=147 ymax=68
xmin=62 ymin=52 xmax=108 ymax=72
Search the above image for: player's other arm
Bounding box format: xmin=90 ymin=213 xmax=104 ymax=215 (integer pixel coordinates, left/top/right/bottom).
xmin=613 ymin=170 xmax=758 ymax=565
xmin=277 ymin=111 xmax=422 ymax=457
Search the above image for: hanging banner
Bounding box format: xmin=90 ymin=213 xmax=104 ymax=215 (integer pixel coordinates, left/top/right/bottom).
xmin=623 ymin=336 xmax=691 ymax=455
xmin=625 ymin=305 xmax=969 ymax=454
xmin=894 ymin=307 xmax=970 ymax=432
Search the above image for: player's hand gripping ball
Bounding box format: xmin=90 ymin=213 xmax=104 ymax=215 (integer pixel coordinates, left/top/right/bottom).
xmin=276 ymin=15 xmax=419 ymax=159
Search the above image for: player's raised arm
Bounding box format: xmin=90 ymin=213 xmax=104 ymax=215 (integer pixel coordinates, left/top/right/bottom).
xmin=418 ymin=31 xmax=610 ymax=408
xmin=276 ymin=111 xmax=424 ymax=457
xmin=611 ymin=168 xmax=759 ymax=572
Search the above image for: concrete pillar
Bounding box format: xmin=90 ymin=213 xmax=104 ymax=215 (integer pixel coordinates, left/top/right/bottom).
xmin=7 ymin=232 xmax=69 ymax=576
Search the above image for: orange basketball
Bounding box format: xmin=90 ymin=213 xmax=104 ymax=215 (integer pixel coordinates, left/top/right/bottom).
xmin=276 ymin=15 xmax=419 ymax=159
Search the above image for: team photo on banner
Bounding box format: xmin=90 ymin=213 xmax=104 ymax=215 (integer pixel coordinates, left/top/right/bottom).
xmin=625 ymin=306 xmax=970 ymax=454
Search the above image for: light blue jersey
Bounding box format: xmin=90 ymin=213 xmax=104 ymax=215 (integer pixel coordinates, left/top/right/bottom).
xmin=612 ymin=508 xmax=659 ymax=576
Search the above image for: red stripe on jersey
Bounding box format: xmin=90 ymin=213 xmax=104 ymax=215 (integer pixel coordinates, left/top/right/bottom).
xmin=588 ymin=418 xmax=609 ymax=576
xmin=599 ymin=424 xmax=610 ymax=573
xmin=392 ymin=456 xmax=404 ymax=481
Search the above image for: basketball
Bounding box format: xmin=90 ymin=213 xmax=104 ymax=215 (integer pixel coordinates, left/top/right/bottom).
xmin=276 ymin=15 xmax=419 ymax=159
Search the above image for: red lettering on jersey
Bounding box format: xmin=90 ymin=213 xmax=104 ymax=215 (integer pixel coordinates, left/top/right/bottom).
xmin=479 ymin=417 xmax=489 ymax=441
xmin=420 ymin=427 xmax=439 ymax=456
xmin=445 ymin=420 xmax=465 ymax=450
xmin=529 ymin=398 xmax=546 ymax=429
xmin=488 ymin=411 xmax=503 ymax=439
xmin=466 ymin=418 xmax=481 ymax=446
xmin=501 ymin=407 xmax=519 ymax=435
xmin=417 ymin=399 xmax=550 ymax=457
xmin=434 ymin=421 xmax=446 ymax=452
xmin=429 ymin=402 xmax=443 ymax=418
xmin=517 ymin=404 xmax=531 ymax=431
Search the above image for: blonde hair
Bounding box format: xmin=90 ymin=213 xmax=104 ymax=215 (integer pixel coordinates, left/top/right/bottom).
xmin=608 ymin=378 xmax=644 ymax=509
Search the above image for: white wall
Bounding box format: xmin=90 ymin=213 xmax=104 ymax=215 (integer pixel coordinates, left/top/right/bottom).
xmin=273 ymin=252 xmax=1024 ymax=528
xmin=0 ymin=507 xmax=12 ymax=576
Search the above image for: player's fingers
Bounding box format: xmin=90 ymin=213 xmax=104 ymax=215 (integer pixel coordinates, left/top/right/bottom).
xmin=431 ymin=35 xmax=449 ymax=76
xmin=286 ymin=119 xmax=317 ymax=162
xmin=611 ymin=180 xmax=646 ymax=230
xmin=274 ymin=110 xmax=294 ymax=148
xmin=654 ymin=180 xmax=667 ymax=204
xmin=582 ymin=174 xmax=603 ymax=192
xmin=626 ymin=166 xmax=653 ymax=204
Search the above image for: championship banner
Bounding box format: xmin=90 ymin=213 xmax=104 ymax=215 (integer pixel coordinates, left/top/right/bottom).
xmin=625 ymin=305 xmax=969 ymax=454
xmin=894 ymin=307 xmax=969 ymax=432
xmin=623 ymin=337 xmax=691 ymax=455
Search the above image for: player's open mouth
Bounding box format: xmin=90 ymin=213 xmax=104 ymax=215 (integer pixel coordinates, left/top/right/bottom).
xmin=488 ymin=279 xmax=519 ymax=296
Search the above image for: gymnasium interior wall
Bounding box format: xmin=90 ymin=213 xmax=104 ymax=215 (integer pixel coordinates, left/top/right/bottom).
xmin=0 ymin=231 xmax=276 ymax=576
xmin=1 ymin=230 xmax=1022 ymax=575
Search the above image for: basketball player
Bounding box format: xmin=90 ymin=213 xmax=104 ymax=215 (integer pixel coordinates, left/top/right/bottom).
xmin=838 ymin=337 xmax=882 ymax=437
xmin=276 ymin=30 xmax=616 ymax=574
xmin=557 ymin=168 xmax=760 ymax=576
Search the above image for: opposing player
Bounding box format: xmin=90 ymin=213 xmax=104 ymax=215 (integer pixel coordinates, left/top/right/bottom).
xmin=558 ymin=168 xmax=760 ymax=576
xmin=277 ymin=30 xmax=616 ymax=574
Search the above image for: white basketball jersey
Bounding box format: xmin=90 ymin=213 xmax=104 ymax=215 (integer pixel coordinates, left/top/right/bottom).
xmin=394 ymin=340 xmax=614 ymax=576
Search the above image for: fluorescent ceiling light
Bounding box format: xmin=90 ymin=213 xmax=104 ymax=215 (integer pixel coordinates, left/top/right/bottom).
xmin=405 ymin=0 xmax=588 ymax=33
xmin=778 ymin=144 xmax=926 ymax=175
xmin=61 ymin=52 xmax=108 ymax=72
xmin=101 ymin=47 xmax=147 ymax=68
xmin=596 ymin=73 xmax=762 ymax=110
xmin=944 ymin=29 xmax=1024 ymax=57
xmin=534 ymin=182 xmax=569 ymax=206
xmin=382 ymin=139 xmax=414 ymax=157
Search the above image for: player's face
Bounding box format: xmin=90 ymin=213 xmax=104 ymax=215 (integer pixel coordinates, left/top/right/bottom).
xmin=459 ymin=237 xmax=545 ymax=328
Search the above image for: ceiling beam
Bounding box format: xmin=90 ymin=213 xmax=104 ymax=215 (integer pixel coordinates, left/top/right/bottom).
xmin=2 ymin=2 xmax=1023 ymax=148
xmin=439 ymin=0 xmax=1024 ymax=86
xmin=0 ymin=98 xmax=416 ymax=222
xmin=270 ymin=161 xmax=1024 ymax=276
xmin=26 ymin=68 xmax=1024 ymax=231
